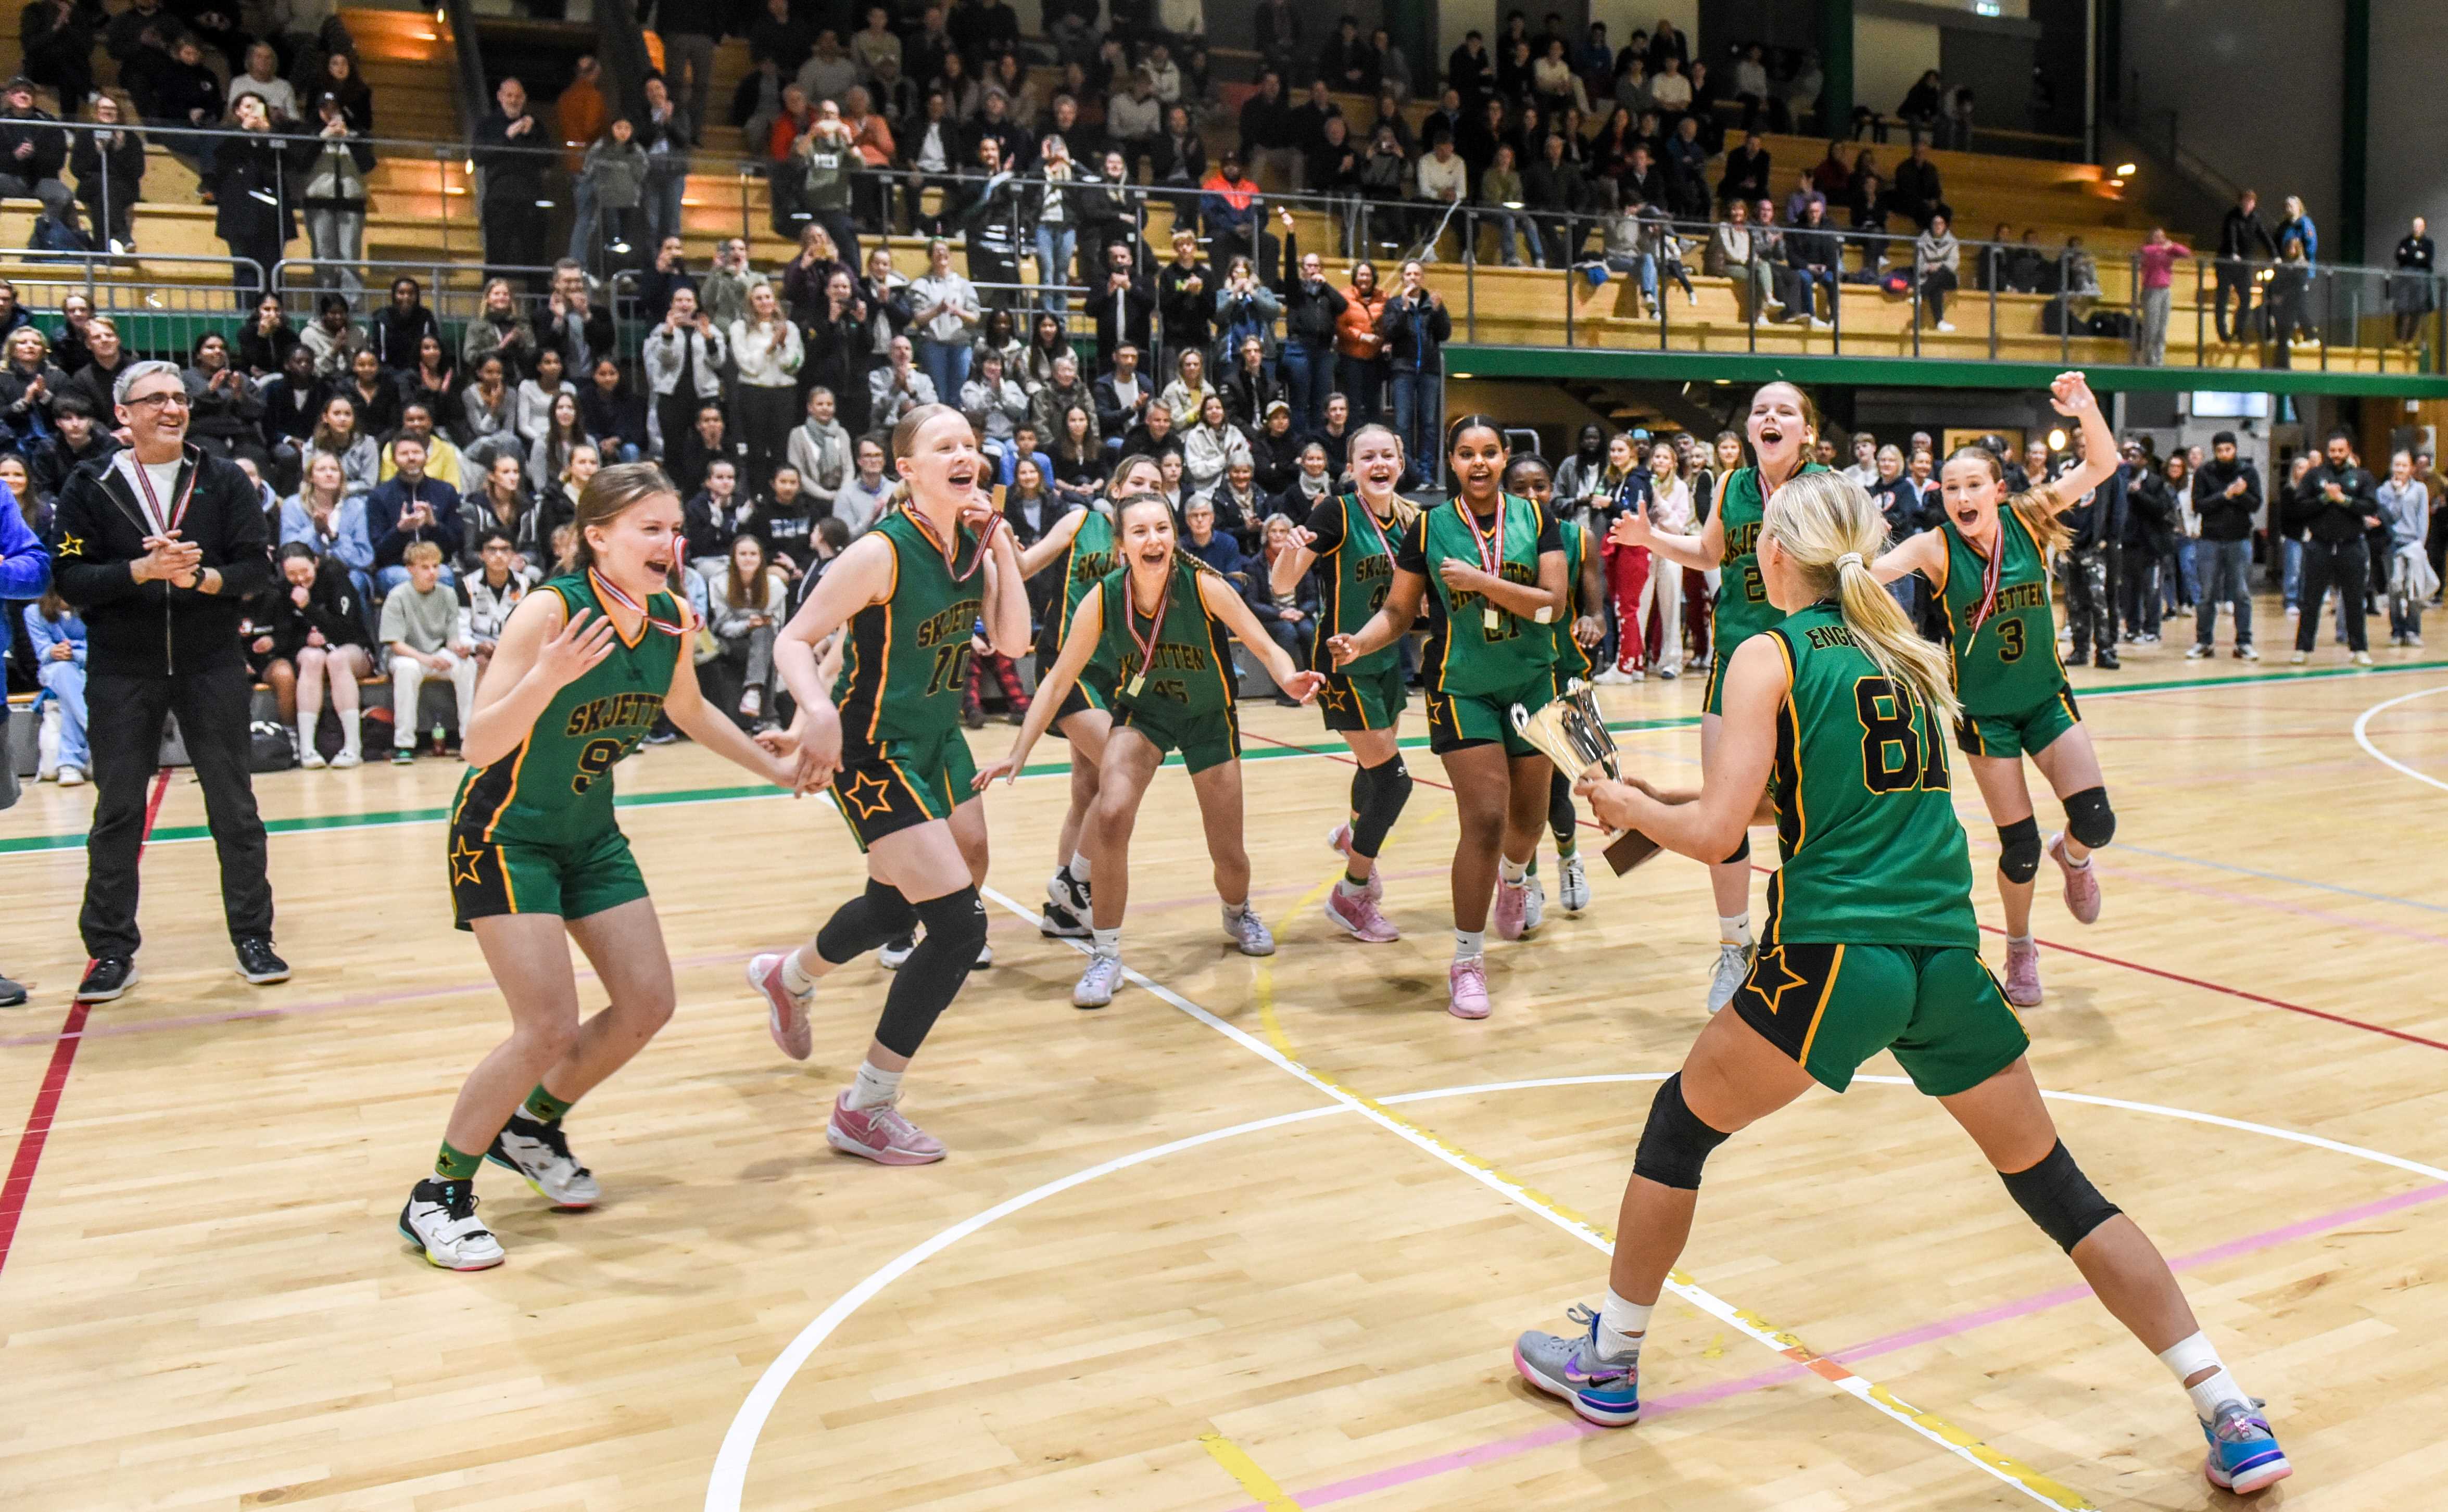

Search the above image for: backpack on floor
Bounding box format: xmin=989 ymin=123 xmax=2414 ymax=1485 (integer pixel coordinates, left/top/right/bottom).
xmin=249 ymin=720 xmax=297 ymax=773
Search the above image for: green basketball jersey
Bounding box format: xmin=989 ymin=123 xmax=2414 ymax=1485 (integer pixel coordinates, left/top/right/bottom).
xmin=1550 ymin=517 xmax=1593 ymax=681
xmin=1304 ymin=491 xmax=1406 ymax=675
xmin=450 ymin=572 xmax=682 ymax=847
xmin=1938 ymin=507 xmax=2066 ymax=716
xmin=1095 ymin=555 xmax=1236 ymax=720
xmin=1714 ymin=461 xmax=1831 ymax=656
xmin=1760 ymin=603 xmax=1978 ymax=948
xmin=1040 ymin=505 xmax=1118 ymax=656
xmin=1398 ymin=491 xmax=1559 ymax=697
xmin=834 ymin=508 xmax=986 ymax=752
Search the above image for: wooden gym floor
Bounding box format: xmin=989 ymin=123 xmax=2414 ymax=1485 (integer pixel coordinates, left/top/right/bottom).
xmin=3 ymin=604 xmax=2445 ymax=1510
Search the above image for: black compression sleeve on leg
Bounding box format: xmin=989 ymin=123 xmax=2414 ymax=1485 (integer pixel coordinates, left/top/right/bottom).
xmin=1998 ymin=1139 xmax=2123 ymax=1253
xmin=1631 ymin=1073 xmax=1734 ymax=1191
xmin=1348 ymin=756 xmax=1412 ymax=859
xmin=1547 ymin=768 xmax=1578 ymax=851
xmin=872 ymin=887 xmax=988 ymax=1058
xmin=1720 ymin=834 xmax=1750 ymax=866
xmin=816 ymin=880 xmax=918 ymax=966
xmin=2062 ymin=786 xmax=2115 ymax=849
xmin=1997 ymin=817 xmax=2043 ymax=884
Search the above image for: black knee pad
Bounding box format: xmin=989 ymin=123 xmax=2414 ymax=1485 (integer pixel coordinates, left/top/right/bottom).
xmin=1632 ymin=1073 xmax=1734 ymax=1191
xmin=1350 ymin=755 xmax=1412 ymax=857
xmin=1996 ymin=817 xmax=2043 ymax=884
xmin=1547 ymin=769 xmax=1578 ymax=846
xmin=872 ymin=887 xmax=987 ymax=1059
xmin=816 ymin=879 xmax=917 ymax=965
xmin=1720 ymin=834 xmax=1750 ymax=867
xmin=2063 ymin=786 xmax=2115 ymax=849
xmin=1999 ymin=1139 xmax=2122 ymax=1254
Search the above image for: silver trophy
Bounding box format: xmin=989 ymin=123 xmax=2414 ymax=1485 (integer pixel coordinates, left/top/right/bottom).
xmin=1510 ymin=680 xmax=1662 ymax=875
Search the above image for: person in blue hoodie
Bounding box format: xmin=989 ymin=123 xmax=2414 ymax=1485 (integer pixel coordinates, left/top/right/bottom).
xmin=0 ymin=482 xmax=49 ymax=1004
xmin=22 ymin=588 xmax=83 ymax=782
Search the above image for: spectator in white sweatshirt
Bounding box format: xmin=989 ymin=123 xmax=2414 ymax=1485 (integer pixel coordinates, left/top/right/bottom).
xmin=379 ymin=541 xmax=477 ymax=764
xmin=727 ymin=281 xmax=803 ymax=491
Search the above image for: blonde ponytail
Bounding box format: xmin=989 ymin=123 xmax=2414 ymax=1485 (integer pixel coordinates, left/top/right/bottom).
xmin=1763 ymin=471 xmax=1961 ymax=729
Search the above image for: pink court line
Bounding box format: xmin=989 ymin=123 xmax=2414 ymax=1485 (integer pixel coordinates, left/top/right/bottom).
xmin=1231 ymin=1179 xmax=2448 ymax=1510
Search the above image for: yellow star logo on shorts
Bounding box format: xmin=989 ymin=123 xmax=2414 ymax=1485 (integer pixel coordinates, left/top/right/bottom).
xmin=1747 ymin=944 xmax=1811 ymax=1017
xmin=1319 ymin=681 xmax=1353 ymax=714
xmin=1423 ymin=691 xmax=1450 ymax=727
xmin=54 ymin=531 xmax=83 ymax=558
xmin=449 ymin=836 xmax=488 ymax=887
xmin=838 ymin=769 xmax=896 ymax=821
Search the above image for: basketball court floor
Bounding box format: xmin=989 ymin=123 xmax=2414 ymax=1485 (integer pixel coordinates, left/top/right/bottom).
xmin=3 ymin=610 xmax=2444 ymax=1510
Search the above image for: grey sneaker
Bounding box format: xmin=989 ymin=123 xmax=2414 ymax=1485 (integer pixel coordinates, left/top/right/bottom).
xmin=1522 ymin=873 xmax=1547 ymax=933
xmin=1512 ymin=1305 xmax=1641 ymax=1426
xmin=1073 ymin=952 xmax=1124 ymax=1009
xmin=486 ymin=1114 xmax=600 ymax=1209
xmin=1706 ymin=941 xmax=1754 ymax=1014
xmin=1559 ymin=854 xmax=1591 ymax=913
xmin=1224 ymin=906 xmax=1276 ymax=957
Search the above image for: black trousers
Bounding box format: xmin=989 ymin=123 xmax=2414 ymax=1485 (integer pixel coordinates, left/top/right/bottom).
xmin=481 ymin=195 xmax=550 ymax=285
xmin=82 ymin=665 xmax=274 ymax=958
xmin=2295 ymin=539 xmax=2370 ymax=652
xmin=2213 ymin=261 xmax=2256 ymax=341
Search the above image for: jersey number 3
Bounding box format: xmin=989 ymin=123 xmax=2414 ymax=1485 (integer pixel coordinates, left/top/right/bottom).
xmin=1995 ymin=619 xmax=2026 ymax=663
xmin=1855 ymin=678 xmax=1948 ymax=794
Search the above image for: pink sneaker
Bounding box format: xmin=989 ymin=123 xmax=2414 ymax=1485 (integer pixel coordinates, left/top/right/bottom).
xmin=2048 ymin=833 xmax=2102 ymax=924
xmin=1493 ymin=878 xmax=1529 ymax=940
xmin=746 ymin=951 xmax=813 ymax=1061
xmin=826 ymin=1091 xmax=947 ymax=1165
xmin=1326 ymin=822 xmax=1383 ymax=899
xmin=1448 ymin=956 xmax=1491 ymax=1019
xmin=2002 ymin=938 xmax=2043 ymax=1008
xmin=1323 ymin=882 xmax=1400 ymax=943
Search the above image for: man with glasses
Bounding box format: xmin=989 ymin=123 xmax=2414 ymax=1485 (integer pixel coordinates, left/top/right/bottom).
xmin=46 ymin=360 xmax=287 ymax=1001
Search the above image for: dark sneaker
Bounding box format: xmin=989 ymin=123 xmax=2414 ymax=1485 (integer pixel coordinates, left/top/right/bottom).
xmin=235 ymin=937 xmax=291 ymax=984
xmin=77 ymin=956 xmax=138 ymax=1001
xmin=2093 ymin=650 xmax=2122 ymax=669
xmin=0 ymin=973 xmax=25 ymax=1007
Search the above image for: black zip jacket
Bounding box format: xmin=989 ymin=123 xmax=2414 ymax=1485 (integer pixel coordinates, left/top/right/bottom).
xmin=2218 ymin=207 xmax=2277 ymax=263
xmin=2291 ymin=462 xmax=2379 ymax=544
xmin=48 ymin=445 xmax=276 ymax=676
xmin=2191 ymin=457 xmax=2260 ymax=541
xmin=1275 ymin=232 xmax=1348 ymax=347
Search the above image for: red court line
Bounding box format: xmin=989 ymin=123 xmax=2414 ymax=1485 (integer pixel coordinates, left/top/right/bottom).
xmin=0 ymin=768 xmax=170 ymax=1279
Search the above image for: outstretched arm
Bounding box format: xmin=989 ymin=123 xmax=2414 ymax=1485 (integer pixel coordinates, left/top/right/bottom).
xmin=1017 ymin=503 xmax=1090 ymax=577
xmin=975 ymin=593 xmax=1104 ymax=786
xmin=660 ymin=643 xmax=801 ymax=788
xmin=773 ymin=534 xmax=895 ymax=790
xmin=2024 ymin=372 xmax=2116 ymax=516
xmin=1872 ymin=527 xmax=1946 ymax=590
xmin=1576 ymin=633 xmax=1787 ymax=860
xmin=1199 ymin=569 xmax=1323 ymax=700
xmin=1609 ymin=473 xmax=1727 ymax=571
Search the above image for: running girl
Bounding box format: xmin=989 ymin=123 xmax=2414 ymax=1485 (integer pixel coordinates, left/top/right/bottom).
xmin=1873 ymin=371 xmax=2119 ymax=1006
xmin=981 ymin=493 xmax=1326 ymax=1008
xmin=1328 ymin=416 xmax=1569 ymax=1020
xmin=746 ymin=405 xmax=1031 ymax=1165
xmin=401 ymin=464 xmax=801 ymax=1270
xmin=1608 ymin=384 xmax=1827 ymax=1012
xmin=1505 ymin=451 xmax=1609 ymax=916
xmin=1512 ymin=469 xmax=2288 ymax=1497
xmin=1013 ymin=453 xmax=1166 ymax=938
xmin=1266 ymin=424 xmax=1416 ymax=943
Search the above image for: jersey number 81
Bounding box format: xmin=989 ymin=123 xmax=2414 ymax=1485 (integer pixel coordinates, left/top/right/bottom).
xmin=1854 ymin=678 xmax=1949 ymax=794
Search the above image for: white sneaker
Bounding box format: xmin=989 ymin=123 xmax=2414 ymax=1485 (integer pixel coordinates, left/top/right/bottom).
xmin=2239 ymin=644 xmax=2260 ymax=661
xmin=486 ymin=1114 xmax=601 ymax=1208
xmin=2185 ymin=643 xmax=2211 ymax=659
xmin=2354 ymin=650 xmax=2374 ymax=665
xmin=1073 ymin=952 xmax=1124 ymax=1008
xmin=747 ymin=950 xmax=814 ymax=1060
xmin=1593 ymin=666 xmax=1634 ymax=686
xmin=879 ymin=933 xmax=916 ymax=970
xmin=1224 ymin=906 xmax=1276 ymax=956
xmin=57 ymin=766 xmax=85 ymax=786
xmin=398 ymin=1178 xmax=505 ymax=1270
xmin=1521 ymin=874 xmax=1546 ymax=933
xmin=975 ymin=940 xmax=994 ymax=967
xmin=2289 ymin=650 xmax=2307 ymax=665
xmin=1656 ymin=664 xmax=1678 ymax=680
xmin=300 ymin=747 xmax=327 ymax=770
xmin=1706 ymin=940 xmax=1755 ymax=1014
xmin=1559 ymin=855 xmax=1590 ymax=913
xmin=332 ymin=749 xmax=362 ymax=768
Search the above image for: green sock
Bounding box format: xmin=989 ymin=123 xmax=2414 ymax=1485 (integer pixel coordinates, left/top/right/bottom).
xmin=521 ymin=1083 xmax=576 ymax=1125
xmin=1557 ymin=837 xmax=1578 ymax=859
xmin=434 ymin=1140 xmax=482 ymax=1181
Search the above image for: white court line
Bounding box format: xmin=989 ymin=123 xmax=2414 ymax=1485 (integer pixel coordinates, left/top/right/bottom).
xmin=705 ymin=1056 xmax=2448 ymax=1510
xmin=2351 ymin=683 xmax=2448 ymax=794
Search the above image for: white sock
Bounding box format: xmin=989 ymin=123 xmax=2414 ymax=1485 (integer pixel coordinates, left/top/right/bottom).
xmin=1091 ymin=926 xmax=1121 ymax=959
xmin=2057 ymin=837 xmax=2093 ymax=870
xmin=2159 ymin=1332 xmax=2244 ymax=1420
xmin=1067 ymin=852 xmax=1092 ymax=883
xmin=780 ymin=945 xmax=821 ymax=996
xmin=339 ymin=722 xmax=359 ymax=757
xmin=1334 ymin=876 xmax=1369 ymax=898
xmin=1719 ymin=914 xmax=1753 ymax=948
xmin=1454 ymin=928 xmax=1485 ymax=960
xmin=296 ymin=722 xmax=314 ymax=756
xmin=2007 ymin=932 xmax=2034 ymax=949
xmin=1222 ymin=899 xmax=1250 ymax=921
xmin=1596 ymin=1288 xmax=1652 ymax=1361
xmin=848 ymin=1060 xmax=903 ymax=1110
xmin=1499 ymin=857 xmax=1528 ymax=885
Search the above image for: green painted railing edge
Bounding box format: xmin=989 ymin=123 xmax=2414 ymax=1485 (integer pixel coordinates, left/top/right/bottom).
xmin=1445 ymin=344 xmax=2448 ymax=399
